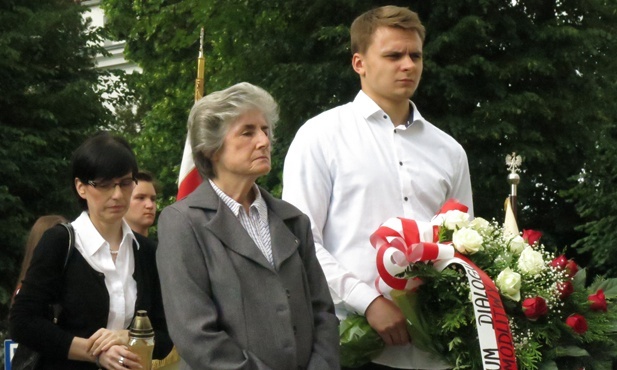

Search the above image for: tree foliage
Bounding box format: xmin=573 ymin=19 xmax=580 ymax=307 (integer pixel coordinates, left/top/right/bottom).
xmin=102 ymin=0 xmax=617 ymax=265
xmin=413 ymin=0 xmax=617 ymax=251
xmin=566 ymin=80 xmax=617 ymax=276
xmin=102 ymin=0 xmax=363 ymax=201
xmin=0 ymin=0 xmax=114 ymax=320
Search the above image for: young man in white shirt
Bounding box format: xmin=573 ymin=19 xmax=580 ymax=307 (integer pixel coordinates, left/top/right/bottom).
xmin=282 ymin=5 xmax=473 ymax=370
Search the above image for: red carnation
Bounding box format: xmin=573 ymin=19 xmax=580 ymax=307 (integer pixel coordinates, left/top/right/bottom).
xmin=522 ymin=296 xmax=548 ymax=320
xmin=557 ymin=281 xmax=574 ymax=300
xmin=522 ymin=229 xmax=542 ymax=246
xmin=551 ymin=255 xmax=568 ymax=270
xmin=589 ymin=289 xmax=608 ymax=312
xmin=566 ymin=314 xmax=588 ymax=334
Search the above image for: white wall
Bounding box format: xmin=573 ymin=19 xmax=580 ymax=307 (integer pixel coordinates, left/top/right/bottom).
xmin=82 ymin=0 xmax=141 ymax=74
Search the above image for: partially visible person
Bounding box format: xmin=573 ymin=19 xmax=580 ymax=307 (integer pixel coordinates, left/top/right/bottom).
xmin=157 ymin=82 xmax=339 ymax=370
xmin=9 ymin=131 xmax=172 ymax=370
xmin=283 ymin=5 xmax=472 ymax=370
xmin=12 ymin=215 xmax=68 ymax=305
xmin=124 ymin=170 xmax=159 ymax=237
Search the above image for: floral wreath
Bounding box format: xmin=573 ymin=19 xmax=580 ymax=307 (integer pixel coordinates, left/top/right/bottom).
xmin=340 ymin=200 xmax=617 ymax=369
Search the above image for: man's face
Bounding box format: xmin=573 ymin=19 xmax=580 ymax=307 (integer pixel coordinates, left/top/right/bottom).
xmin=353 ymin=26 xmax=423 ymax=107
xmin=125 ymin=180 xmax=157 ymax=231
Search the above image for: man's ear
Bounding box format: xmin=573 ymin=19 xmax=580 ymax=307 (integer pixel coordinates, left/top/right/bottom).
xmin=352 ymin=53 xmax=366 ymax=76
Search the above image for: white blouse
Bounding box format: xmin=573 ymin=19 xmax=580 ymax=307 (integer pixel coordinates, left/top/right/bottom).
xmin=72 ymin=211 xmax=138 ymax=330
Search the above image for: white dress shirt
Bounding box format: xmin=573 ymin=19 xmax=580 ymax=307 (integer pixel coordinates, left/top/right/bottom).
xmin=282 ymin=91 xmax=473 ymax=369
xmin=210 ymin=180 xmax=274 ymax=266
xmin=72 ymin=212 xmax=138 ymax=330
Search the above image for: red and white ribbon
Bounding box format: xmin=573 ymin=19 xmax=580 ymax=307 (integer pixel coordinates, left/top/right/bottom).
xmin=370 ymin=217 xmax=454 ymax=294
xmin=370 ymin=199 xmax=517 ymax=370
xmin=371 ymin=199 xmax=468 ymax=294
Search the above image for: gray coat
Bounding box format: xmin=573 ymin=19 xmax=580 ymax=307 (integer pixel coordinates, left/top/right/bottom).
xmin=156 ymin=181 xmax=339 ymax=370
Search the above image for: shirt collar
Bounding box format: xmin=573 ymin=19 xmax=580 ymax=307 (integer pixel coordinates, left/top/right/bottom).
xmin=353 ymin=90 xmax=383 ymax=121
xmin=209 ymin=179 xmax=268 ymax=220
xmin=73 ymin=211 xmax=139 ymax=256
xmin=353 ymin=90 xmax=425 ymax=128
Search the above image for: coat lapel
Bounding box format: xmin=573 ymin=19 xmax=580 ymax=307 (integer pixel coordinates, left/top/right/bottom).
xmin=269 ymin=211 xmax=300 ymax=271
xmin=186 ymin=181 xmax=305 ymax=272
xmin=207 ymin=204 xmax=275 ymax=270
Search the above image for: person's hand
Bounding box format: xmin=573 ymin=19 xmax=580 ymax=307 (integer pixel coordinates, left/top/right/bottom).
xmin=365 ymin=296 xmax=410 ymax=346
xmin=87 ymin=328 xmax=129 ymax=357
xmin=97 ymin=344 xmax=142 ymax=369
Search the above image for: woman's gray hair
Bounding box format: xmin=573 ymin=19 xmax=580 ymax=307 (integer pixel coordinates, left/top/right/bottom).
xmin=188 ymin=82 xmax=279 ymax=179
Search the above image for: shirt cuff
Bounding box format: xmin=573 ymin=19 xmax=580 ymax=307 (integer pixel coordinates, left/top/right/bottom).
xmin=345 ymin=281 xmax=382 ymax=315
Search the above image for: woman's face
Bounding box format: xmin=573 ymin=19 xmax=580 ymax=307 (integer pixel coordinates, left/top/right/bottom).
xmin=75 ymin=172 xmax=136 ymax=226
xmin=212 ymin=109 xmax=271 ymax=182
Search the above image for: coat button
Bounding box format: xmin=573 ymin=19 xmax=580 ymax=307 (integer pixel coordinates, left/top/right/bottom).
xmin=286 ymin=289 xmax=291 ymax=298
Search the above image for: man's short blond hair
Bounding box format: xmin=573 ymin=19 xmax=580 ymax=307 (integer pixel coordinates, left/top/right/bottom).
xmin=350 ymin=5 xmax=426 ymax=54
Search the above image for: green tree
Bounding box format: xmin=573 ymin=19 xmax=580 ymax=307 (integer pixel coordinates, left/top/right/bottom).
xmin=412 ymin=0 xmax=617 ymax=252
xmin=102 ymin=0 xmax=617 ymax=262
xmin=566 ymin=81 xmax=617 ymax=276
xmin=0 ymin=0 xmax=114 ymax=322
xmin=559 ymin=0 xmax=617 ymax=276
xmin=102 ymin=0 xmax=361 ymax=203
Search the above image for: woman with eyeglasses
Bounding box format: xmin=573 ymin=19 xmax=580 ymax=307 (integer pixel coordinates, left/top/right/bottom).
xmin=10 ymin=132 xmax=172 ymax=370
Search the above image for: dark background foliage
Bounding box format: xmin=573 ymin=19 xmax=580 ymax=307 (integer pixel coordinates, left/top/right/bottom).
xmin=0 ymin=0 xmax=113 ymax=323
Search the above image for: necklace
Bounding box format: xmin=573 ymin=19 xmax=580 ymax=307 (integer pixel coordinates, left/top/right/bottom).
xmin=110 ymin=249 xmax=119 ymax=255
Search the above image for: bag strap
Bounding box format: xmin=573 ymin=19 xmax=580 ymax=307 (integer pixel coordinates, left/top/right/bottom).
xmin=59 ymin=222 xmax=75 ymax=272
xmin=52 ymin=222 xmax=75 ymax=323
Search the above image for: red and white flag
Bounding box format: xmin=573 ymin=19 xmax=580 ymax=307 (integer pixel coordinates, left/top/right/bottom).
xmin=176 ymin=136 xmax=202 ymax=199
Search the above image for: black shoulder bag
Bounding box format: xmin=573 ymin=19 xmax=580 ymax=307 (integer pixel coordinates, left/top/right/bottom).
xmin=11 ymin=223 xmax=75 ymax=370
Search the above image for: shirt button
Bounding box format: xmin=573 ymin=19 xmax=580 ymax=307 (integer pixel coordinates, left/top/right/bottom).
xmin=399 ymin=161 xmax=403 ymax=166
xmin=394 ymin=129 xmax=397 ymax=134
xmin=383 ymin=115 xmax=387 ymax=119
xmin=404 ymin=197 xmax=409 ymax=201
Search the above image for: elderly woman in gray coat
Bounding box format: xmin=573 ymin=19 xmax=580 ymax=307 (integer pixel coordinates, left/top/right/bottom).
xmin=156 ymin=82 xmax=339 ymax=370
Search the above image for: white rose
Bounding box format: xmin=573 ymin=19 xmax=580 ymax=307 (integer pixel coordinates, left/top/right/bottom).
xmin=435 ymin=210 xmax=470 ymax=230
xmin=469 ymin=217 xmax=491 ymax=232
xmin=517 ymin=246 xmax=546 ymax=275
xmin=495 ymin=268 xmax=521 ymax=301
xmin=452 ymin=228 xmax=483 ymax=255
xmin=509 ymin=235 xmax=526 ymax=255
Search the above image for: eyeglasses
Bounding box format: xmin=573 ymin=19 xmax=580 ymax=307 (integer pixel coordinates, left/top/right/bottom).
xmin=87 ymin=178 xmax=137 ymax=192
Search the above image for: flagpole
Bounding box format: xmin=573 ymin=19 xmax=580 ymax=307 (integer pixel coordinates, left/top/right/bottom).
xmin=177 ymin=27 xmax=206 ymax=200
xmin=506 ymin=152 xmax=522 ymax=221
xmin=195 ymin=27 xmax=205 ymax=101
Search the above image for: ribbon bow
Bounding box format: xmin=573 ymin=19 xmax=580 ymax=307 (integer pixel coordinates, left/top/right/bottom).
xmin=370 ymin=199 xmax=469 ymax=295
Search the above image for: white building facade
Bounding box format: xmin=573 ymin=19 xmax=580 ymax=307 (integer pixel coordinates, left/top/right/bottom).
xmin=82 ymin=0 xmax=140 ymax=73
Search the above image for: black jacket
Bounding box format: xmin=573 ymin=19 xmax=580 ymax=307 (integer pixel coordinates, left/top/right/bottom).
xmin=9 ymin=224 xmax=172 ymax=370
